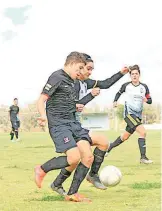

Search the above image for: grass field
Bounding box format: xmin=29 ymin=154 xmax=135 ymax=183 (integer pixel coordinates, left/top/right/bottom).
xmin=0 ymin=130 xmax=161 ymax=211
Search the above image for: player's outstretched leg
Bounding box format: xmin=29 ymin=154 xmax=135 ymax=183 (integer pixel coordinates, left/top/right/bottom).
xmin=105 ymin=136 xmax=123 ymax=156
xmin=34 ymin=147 xmax=80 ymax=188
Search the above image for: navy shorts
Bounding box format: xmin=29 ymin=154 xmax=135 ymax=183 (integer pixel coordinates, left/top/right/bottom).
xmin=49 ymin=121 xmax=92 ymax=153
xmin=11 ymin=121 xmax=20 ymax=130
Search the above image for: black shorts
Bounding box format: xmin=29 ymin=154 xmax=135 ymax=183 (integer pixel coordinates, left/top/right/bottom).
xmin=124 ymin=114 xmax=142 ymax=134
xmin=11 ymin=121 xmax=20 ymax=130
xmin=49 ymin=121 xmax=92 ymax=153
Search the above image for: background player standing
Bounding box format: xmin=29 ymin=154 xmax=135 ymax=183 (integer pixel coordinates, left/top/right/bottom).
xmin=9 ymin=98 xmax=21 ymax=142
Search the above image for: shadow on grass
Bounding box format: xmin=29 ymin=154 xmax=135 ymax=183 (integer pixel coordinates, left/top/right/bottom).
xmin=124 ymin=172 xmax=135 ymax=176
xmin=25 ymin=146 xmax=53 ymax=149
xmin=116 ymin=189 xmax=127 ymax=193
xmin=129 ymin=181 xmax=161 ymax=190
xmin=30 ymin=195 xmax=64 ymax=202
xmin=4 ymin=165 xmax=20 ymax=169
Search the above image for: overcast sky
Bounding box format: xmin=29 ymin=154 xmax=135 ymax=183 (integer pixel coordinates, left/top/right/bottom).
xmin=0 ymin=0 xmax=162 ymax=108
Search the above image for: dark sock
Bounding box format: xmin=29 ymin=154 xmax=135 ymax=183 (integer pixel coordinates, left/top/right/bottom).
xmin=15 ymin=131 xmax=18 ymax=139
xmin=53 ymin=168 xmax=71 ymax=187
xmin=107 ymin=136 xmax=123 ymax=153
xmin=41 ymin=156 xmax=70 ymax=173
xmin=89 ymin=147 xmax=106 ymax=177
xmin=10 ymin=132 xmax=14 ymax=140
xmin=138 ymin=138 xmax=146 ymax=158
xmin=67 ymin=162 xmax=89 ymax=195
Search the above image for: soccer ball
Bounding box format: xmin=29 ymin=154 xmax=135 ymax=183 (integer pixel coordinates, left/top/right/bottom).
xmin=99 ymin=165 xmax=122 ymax=187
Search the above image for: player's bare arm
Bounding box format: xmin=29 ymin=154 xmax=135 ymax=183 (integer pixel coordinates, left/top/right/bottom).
xmin=37 ymin=94 xmax=48 ymax=126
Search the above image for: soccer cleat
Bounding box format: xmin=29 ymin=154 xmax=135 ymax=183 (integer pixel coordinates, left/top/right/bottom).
xmin=140 ymin=156 xmax=153 ymax=164
xmin=16 ymin=138 xmax=21 ymax=142
xmin=86 ymin=174 xmax=107 ymax=190
xmin=50 ymin=183 xmax=67 ymax=196
xmin=65 ymin=193 xmax=91 ymax=202
xmin=34 ymin=165 xmax=46 ymax=188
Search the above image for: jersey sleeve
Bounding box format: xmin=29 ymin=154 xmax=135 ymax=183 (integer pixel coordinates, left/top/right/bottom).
xmin=144 ymin=84 xmax=152 ymax=104
xmin=9 ymin=106 xmax=12 ymax=113
xmin=114 ymin=82 xmax=128 ymax=102
xmin=85 ymin=71 xmax=123 ymax=89
xmin=78 ymin=93 xmax=95 ymax=105
xmin=42 ymin=74 xmax=62 ymax=97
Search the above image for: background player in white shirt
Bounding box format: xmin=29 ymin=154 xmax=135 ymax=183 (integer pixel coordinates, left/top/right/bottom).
xmin=106 ymin=65 xmax=153 ymax=164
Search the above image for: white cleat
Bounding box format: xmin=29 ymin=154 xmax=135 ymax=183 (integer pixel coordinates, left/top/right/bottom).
xmin=140 ymin=157 xmax=153 ymax=164
xmin=16 ymin=138 xmax=21 ymax=142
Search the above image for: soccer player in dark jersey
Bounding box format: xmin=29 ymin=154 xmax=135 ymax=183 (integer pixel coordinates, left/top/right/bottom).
xmin=106 ymin=65 xmax=153 ymax=164
xmin=9 ymin=98 xmax=20 ymax=142
xmin=35 ymin=52 xmax=96 ymax=202
xmin=50 ymin=54 xmax=130 ymax=196
xmin=35 ymin=52 xmax=130 ymax=202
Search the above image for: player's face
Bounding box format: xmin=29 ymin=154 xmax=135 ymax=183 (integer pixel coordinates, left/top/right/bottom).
xmin=130 ymin=70 xmax=140 ymax=83
xmin=14 ymin=99 xmax=18 ymax=105
xmin=70 ymin=62 xmax=85 ymax=79
xmin=77 ymin=62 xmax=94 ymax=80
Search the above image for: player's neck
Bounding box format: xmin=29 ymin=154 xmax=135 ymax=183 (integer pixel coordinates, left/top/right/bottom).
xmin=63 ymin=68 xmax=72 ymax=79
xmin=132 ymin=81 xmax=140 ymax=86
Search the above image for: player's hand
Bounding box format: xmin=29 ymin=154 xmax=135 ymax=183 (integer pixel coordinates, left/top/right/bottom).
xmin=76 ymin=104 xmax=84 ymax=112
xmin=113 ymin=101 xmax=118 ymax=108
xmin=37 ymin=116 xmax=46 ymax=127
xmin=120 ymin=67 xmax=130 ymax=75
xmin=143 ymin=97 xmax=148 ymax=103
xmin=91 ymin=87 xmax=100 ymax=96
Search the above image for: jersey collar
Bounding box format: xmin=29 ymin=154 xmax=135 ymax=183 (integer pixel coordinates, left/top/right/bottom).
xmin=131 ymin=81 xmax=141 ymax=87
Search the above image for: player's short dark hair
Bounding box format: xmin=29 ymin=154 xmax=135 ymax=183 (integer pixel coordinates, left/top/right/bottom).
xmin=14 ymin=98 xmax=18 ymax=100
xmin=82 ymin=53 xmax=94 ymax=63
xmin=129 ymin=65 xmax=140 ymax=74
xmin=64 ymin=51 xmax=87 ymax=66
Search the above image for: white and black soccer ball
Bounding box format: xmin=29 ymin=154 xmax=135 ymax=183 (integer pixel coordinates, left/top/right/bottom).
xmin=99 ymin=165 xmax=122 ymax=187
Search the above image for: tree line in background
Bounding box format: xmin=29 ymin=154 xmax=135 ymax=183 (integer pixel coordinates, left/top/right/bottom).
xmin=0 ymin=102 xmax=161 ymax=132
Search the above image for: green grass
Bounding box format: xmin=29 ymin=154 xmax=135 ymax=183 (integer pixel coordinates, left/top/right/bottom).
xmin=0 ymin=130 xmax=161 ymax=211
xmin=130 ymin=182 xmax=161 ymax=190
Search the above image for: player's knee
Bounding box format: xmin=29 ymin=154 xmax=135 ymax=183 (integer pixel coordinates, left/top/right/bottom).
xmin=81 ymin=153 xmax=94 ymax=167
xmin=68 ymin=152 xmax=80 ymax=166
xmin=139 ymin=131 xmax=146 ymax=138
xmin=122 ymin=134 xmax=129 ymax=141
xmin=94 ymin=135 xmax=109 ymax=151
xmin=98 ymin=140 xmax=109 ymax=151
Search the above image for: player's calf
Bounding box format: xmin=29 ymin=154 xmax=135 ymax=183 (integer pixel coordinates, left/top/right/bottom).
xmin=87 ymin=147 xmax=107 ymax=190
xmin=51 ymin=168 xmax=71 ymax=195
xmin=10 ymin=131 xmax=15 ymax=141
